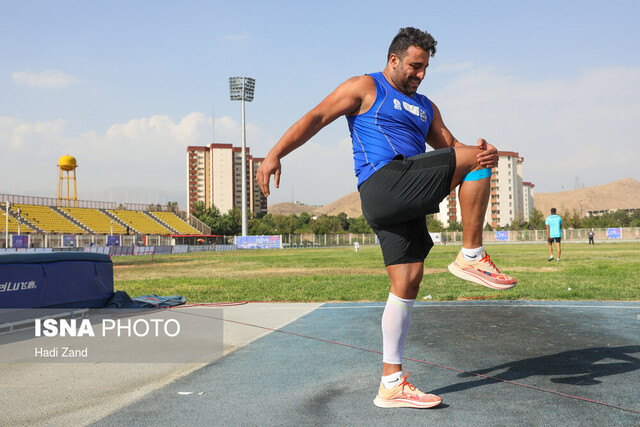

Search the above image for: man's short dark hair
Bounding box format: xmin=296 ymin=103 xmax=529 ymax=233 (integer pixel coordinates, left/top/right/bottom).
xmin=551 ymin=208 xmax=557 ymax=214
xmin=388 ymin=27 xmax=437 ymax=61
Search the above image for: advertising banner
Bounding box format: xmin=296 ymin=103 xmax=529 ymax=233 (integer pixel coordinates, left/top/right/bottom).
xmin=236 ymin=235 xmax=281 ymax=249
xmin=496 ymin=231 xmax=509 ymax=241
xmin=106 ymin=236 xmax=120 ymax=247
xmin=12 ymin=235 xmax=29 ymax=249
xmin=607 ymin=228 xmax=621 ymax=239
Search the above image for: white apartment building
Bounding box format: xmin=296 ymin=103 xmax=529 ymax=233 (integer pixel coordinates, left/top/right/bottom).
xmin=435 ymin=151 xmax=533 ymax=229
xmin=187 ymin=144 xmax=267 ymax=217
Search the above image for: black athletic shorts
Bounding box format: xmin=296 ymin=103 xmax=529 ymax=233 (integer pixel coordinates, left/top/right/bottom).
xmin=548 ymin=237 xmax=561 ymax=243
xmin=359 ymin=148 xmax=456 ymax=266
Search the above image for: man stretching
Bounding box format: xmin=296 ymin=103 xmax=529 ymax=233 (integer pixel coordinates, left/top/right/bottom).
xmin=257 ymin=27 xmax=517 ymax=409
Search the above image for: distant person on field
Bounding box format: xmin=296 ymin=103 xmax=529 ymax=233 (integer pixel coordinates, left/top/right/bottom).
xmin=545 ymin=208 xmax=562 ymax=261
xmin=588 ymin=228 xmax=595 ymax=245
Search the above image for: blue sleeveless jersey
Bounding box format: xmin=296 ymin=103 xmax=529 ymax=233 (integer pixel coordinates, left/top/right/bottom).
xmin=347 ymin=71 xmax=434 ymax=187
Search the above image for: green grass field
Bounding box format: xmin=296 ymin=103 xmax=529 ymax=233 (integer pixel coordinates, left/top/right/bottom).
xmin=112 ymin=242 xmax=640 ymax=303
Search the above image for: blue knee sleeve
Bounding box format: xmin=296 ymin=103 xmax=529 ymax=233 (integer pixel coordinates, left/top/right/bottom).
xmin=461 ymin=168 xmax=492 ymax=182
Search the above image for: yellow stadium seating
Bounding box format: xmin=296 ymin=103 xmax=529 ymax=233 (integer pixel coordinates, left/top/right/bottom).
xmin=61 ymin=207 xmax=128 ymax=235
xmin=0 ymin=211 xmax=34 ymax=233
xmin=151 ymin=212 xmax=202 ymax=235
xmin=2 ymin=204 xmax=197 ymax=236
xmin=109 ymin=210 xmax=172 ymax=235
xmin=13 ymin=204 xmax=84 ymax=234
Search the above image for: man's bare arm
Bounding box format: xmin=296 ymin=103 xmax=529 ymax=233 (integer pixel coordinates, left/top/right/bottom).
xmin=256 ymin=76 xmax=371 ymax=196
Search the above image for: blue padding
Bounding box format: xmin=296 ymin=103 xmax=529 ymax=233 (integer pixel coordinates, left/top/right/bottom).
xmin=0 ymin=252 xmax=114 ymax=308
xmin=461 ymin=168 xmax=492 ymax=182
xmin=0 ymin=251 xmax=111 ymax=264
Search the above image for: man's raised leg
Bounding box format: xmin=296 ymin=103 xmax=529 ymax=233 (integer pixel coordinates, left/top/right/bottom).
xmin=446 ymin=146 xmax=517 ymax=289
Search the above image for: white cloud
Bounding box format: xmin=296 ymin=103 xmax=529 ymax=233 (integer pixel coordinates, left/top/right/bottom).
xmin=12 ymin=70 xmax=84 ymax=89
xmin=265 ymin=66 xmax=640 ymax=204
xmin=3 ymin=65 xmax=638 ymax=208
xmin=429 ymin=65 xmax=640 ymax=192
xmin=0 ymin=112 xmax=279 ymax=206
xmin=2 ymin=116 xmax=68 ymax=155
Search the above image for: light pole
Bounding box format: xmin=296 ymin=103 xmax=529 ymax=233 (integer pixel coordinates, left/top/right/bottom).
xmin=229 ymin=76 xmax=255 ymax=237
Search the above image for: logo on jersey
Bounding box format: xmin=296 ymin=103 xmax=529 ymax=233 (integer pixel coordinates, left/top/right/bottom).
xmin=402 ymin=101 xmax=428 ymax=122
xmin=393 ymin=99 xmax=402 ymax=110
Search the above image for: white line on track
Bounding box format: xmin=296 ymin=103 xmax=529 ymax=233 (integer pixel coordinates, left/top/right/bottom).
xmin=318 ymin=303 xmax=640 ymax=310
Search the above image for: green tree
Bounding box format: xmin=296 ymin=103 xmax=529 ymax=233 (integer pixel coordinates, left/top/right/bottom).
xmin=426 ymin=215 xmax=444 ymax=232
xmin=336 ymin=212 xmax=350 ymax=231
xmin=581 ymin=215 xmax=599 ymax=229
xmin=191 ymin=201 xmax=221 ymax=230
xmin=563 ymin=209 xmax=582 ymax=229
xmin=528 ymin=208 xmax=545 ymax=229
xmin=273 ymin=214 xmax=293 ymax=235
xmin=595 ymin=212 xmax=618 ymax=228
xmin=190 ymin=201 xmax=206 ymax=218
xmin=348 ymin=215 xmax=373 ymax=233
xmin=310 ymin=214 xmax=342 ymax=234
xmin=447 ymin=220 xmax=462 ymax=232
xmin=508 ymin=215 xmax=525 ymax=230
xmin=166 ymin=201 xmax=179 ymax=213
xmin=249 ymin=217 xmax=273 ymax=235
xmin=297 ymin=212 xmax=311 ymax=228
xmin=212 ymin=207 xmax=241 ymax=235
xmin=286 ymin=214 xmax=298 ymax=234
xmin=612 ymin=209 xmax=631 ymax=227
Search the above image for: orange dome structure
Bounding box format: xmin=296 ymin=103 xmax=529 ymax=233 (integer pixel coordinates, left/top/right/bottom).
xmin=57 ymin=154 xmax=78 ymax=206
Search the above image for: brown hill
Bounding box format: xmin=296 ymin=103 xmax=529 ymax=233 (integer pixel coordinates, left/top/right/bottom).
xmin=534 ymin=177 xmax=640 ymax=216
xmin=267 ymin=202 xmax=321 ymax=216
xmin=268 ymin=192 xmax=362 ymax=218
xmin=314 ymin=192 xmax=362 ymax=218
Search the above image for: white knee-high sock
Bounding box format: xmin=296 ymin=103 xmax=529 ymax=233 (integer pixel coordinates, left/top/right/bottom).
xmin=381 ymin=292 xmax=415 ymax=365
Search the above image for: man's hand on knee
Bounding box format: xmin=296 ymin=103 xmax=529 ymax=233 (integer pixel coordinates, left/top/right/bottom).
xmin=475 ymin=138 xmax=498 ymax=168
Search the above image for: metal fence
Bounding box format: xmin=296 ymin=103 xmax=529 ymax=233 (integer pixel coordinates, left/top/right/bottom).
xmin=0 ymin=244 xmax=237 ymax=256
xmin=1 ymin=227 xmax=638 ymax=250
xmin=475 ymin=227 xmax=640 ymax=243
xmin=282 ymin=228 xmax=640 ymax=247
xmin=0 ymin=193 xmax=170 ymax=211
xmin=4 ymin=234 xmax=175 ymax=249
xmin=281 ymin=233 xmax=379 ymax=248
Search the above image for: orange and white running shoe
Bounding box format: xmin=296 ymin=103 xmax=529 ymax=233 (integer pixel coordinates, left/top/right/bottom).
xmin=448 ymin=251 xmax=517 ymax=290
xmin=373 ymin=373 xmax=442 ymax=409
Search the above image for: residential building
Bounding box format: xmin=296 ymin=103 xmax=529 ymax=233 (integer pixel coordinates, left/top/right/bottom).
xmin=187 ymin=143 xmax=267 ymax=217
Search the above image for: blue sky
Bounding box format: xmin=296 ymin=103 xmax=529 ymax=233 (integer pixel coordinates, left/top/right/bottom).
xmin=2 ymin=0 xmax=639 ymax=207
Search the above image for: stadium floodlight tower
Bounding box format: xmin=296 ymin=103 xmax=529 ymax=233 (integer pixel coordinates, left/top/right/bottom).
xmin=229 ymin=76 xmax=255 ymax=237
